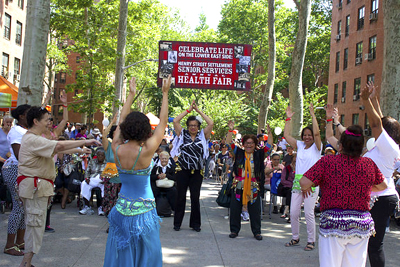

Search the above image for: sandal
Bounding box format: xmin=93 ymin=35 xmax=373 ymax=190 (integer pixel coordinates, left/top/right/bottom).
xmin=285 ymin=239 xmax=300 ymax=247
xmin=4 ymin=246 xmax=24 ymax=256
xmin=304 ymin=242 xmax=315 ymax=251
xmin=16 ymin=243 xmax=25 ymax=250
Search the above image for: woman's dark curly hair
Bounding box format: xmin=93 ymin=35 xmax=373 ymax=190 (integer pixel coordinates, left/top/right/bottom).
xmin=108 ymin=125 xmax=117 ymax=139
xmin=382 ymin=116 xmax=400 ymax=145
xmin=119 ymin=111 xmax=151 ymax=142
xmin=241 ymin=134 xmax=258 ymax=146
xmin=26 ymin=107 xmax=50 ymax=128
xmin=11 ymin=104 xmax=31 ymax=121
xmin=339 ymin=125 xmax=364 ymax=157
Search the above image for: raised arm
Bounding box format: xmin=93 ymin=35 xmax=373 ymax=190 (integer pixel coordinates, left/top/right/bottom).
xmin=325 ymin=104 xmax=339 ymax=150
xmin=54 ymin=90 xmax=68 ymax=138
xmin=173 ymin=100 xmax=194 ymax=136
xmin=309 ymin=103 xmax=322 ymax=151
xmin=102 ymin=113 xmax=118 ymax=151
xmin=41 ymin=89 xmax=52 ymax=109
xmin=226 ymin=120 xmax=234 ymax=145
xmin=120 ymin=77 xmax=137 ymax=124
xmin=54 ymin=139 xmax=101 ymax=154
xmin=266 ymin=124 xmax=274 ymax=146
xmin=332 ymin=107 xmax=346 ymax=134
xmin=283 ymin=106 xmax=297 ymax=150
xmin=143 ymin=76 xmax=171 ymax=155
xmin=192 ymin=101 xmax=214 ymax=140
xmin=361 ymin=82 xmax=383 ymax=139
xmin=368 ymin=81 xmax=384 ymax=118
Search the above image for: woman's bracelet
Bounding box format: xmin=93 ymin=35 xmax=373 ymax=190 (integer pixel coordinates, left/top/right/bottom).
xmin=285 ymin=118 xmax=291 ymax=121
xmin=63 ymin=104 xmax=68 ymax=108
xmin=186 ymin=109 xmax=190 ymax=113
xmin=326 ymin=119 xmax=333 ymax=122
xmin=228 ymin=130 xmax=234 ymax=133
xmin=334 ymin=122 xmax=341 ymax=126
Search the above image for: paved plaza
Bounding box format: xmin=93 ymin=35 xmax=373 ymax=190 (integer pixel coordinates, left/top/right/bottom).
xmin=1 ymin=180 xmax=400 ymax=267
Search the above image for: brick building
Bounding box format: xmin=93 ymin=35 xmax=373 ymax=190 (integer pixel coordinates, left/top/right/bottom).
xmin=1 ymin=0 xmax=26 ymax=85
xmin=328 ymin=0 xmax=382 ymax=136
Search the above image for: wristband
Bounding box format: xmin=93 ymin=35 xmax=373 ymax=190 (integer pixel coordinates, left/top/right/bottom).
xmin=285 ymin=118 xmax=291 ymax=121
xmin=186 ymin=109 xmax=190 ymax=113
xmin=334 ymin=122 xmax=341 ymax=126
xmin=228 ymin=130 xmax=234 ymax=132
xmin=326 ymin=119 xmax=333 ymax=122
xmin=63 ymin=104 xmax=68 ymax=108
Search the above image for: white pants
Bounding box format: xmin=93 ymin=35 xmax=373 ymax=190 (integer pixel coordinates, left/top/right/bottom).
xmin=290 ymin=188 xmax=319 ymax=242
xmin=80 ymin=174 xmax=104 ymax=202
xmin=319 ymin=235 xmax=369 ymax=267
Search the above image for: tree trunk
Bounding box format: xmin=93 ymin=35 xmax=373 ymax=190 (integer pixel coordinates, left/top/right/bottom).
xmin=288 ymin=0 xmax=312 ymax=138
xmin=257 ymin=0 xmax=276 ymax=134
xmin=113 ymin=0 xmax=129 ymax=115
xmin=380 ymin=0 xmax=400 ymax=121
xmin=18 ymin=0 xmax=51 ymax=106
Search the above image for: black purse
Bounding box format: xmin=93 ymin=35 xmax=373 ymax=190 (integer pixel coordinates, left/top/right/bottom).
xmin=216 ymin=176 xmax=232 ymax=208
xmin=67 ymin=162 xmax=84 ymax=193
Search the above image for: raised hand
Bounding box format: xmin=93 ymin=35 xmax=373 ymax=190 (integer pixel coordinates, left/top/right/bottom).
xmin=366 ymin=81 xmax=377 ymax=99
xmin=325 ymin=104 xmax=334 ymax=118
xmin=82 ymin=147 xmax=92 ymax=154
xmin=361 ymin=82 xmax=373 ymax=100
xmin=228 ymin=120 xmax=234 ymax=131
xmin=60 ymin=90 xmax=67 ymax=104
xmin=285 ymin=106 xmax=294 ymax=119
xmin=309 ymin=103 xmax=315 ymax=117
xmin=129 ymin=77 xmax=137 ymax=95
xmin=192 ymin=100 xmax=200 ymax=112
xmin=162 ymin=75 xmax=172 ymax=94
xmin=111 ymin=113 xmax=118 ymax=125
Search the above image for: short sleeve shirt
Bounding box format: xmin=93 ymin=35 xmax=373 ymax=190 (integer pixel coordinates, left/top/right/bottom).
xmin=364 ymin=129 xmax=400 ymax=197
xmin=18 ymin=133 xmax=57 ymax=198
xmin=304 ymin=155 xmax=384 ymax=211
xmin=7 ymin=125 xmax=27 ymax=164
xmin=0 ymin=128 xmax=9 ymax=159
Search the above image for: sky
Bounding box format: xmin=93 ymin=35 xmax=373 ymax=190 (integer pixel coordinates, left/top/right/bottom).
xmin=158 ymin=0 xmax=296 ymax=31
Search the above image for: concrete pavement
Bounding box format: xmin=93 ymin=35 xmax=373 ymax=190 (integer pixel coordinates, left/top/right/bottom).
xmin=1 ymin=179 xmax=400 ymax=267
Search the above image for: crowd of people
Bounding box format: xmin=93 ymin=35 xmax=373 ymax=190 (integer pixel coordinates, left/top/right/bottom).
xmin=1 ymin=78 xmax=400 ymax=267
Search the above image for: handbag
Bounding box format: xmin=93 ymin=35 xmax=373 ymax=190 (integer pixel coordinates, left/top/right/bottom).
xmin=156 ymin=178 xmax=175 ymax=188
xmin=67 ymin=162 xmax=84 ymax=193
xmin=63 ymin=163 xmax=74 ymax=176
xmin=216 ymin=176 xmax=232 ymax=208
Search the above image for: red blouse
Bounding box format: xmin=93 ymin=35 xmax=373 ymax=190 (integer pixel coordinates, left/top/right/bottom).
xmin=304 ymin=155 xmax=384 ymax=211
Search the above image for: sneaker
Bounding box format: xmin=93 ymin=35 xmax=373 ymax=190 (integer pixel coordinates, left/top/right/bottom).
xmin=98 ymin=206 xmax=105 ymax=216
xmin=45 ymin=226 xmax=55 ymax=233
xmin=79 ymin=205 xmax=91 ymax=215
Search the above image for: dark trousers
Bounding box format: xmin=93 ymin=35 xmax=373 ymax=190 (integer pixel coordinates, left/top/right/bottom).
xmin=229 ymin=192 xmax=261 ymax=236
xmin=282 ymin=187 xmax=292 ymax=206
xmin=153 ymin=186 xmax=177 ymax=211
xmin=368 ymin=194 xmax=398 ymax=267
xmin=173 ymin=170 xmax=203 ymax=229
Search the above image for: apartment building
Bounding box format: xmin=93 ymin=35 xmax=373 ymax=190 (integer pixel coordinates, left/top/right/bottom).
xmin=1 ymin=0 xmax=26 ymax=85
xmin=328 ymin=0 xmax=382 ymax=137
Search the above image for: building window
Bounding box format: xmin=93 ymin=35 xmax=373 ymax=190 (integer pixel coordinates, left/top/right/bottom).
xmin=4 ymin=14 xmax=11 ymax=40
xmin=336 ymin=52 xmax=340 ymax=72
xmin=356 ymin=42 xmax=363 ymax=65
xmin=337 ymin=20 xmax=342 ymax=38
xmin=354 ymin=78 xmax=361 ymax=101
xmin=76 ymin=56 xmax=80 ymax=63
xmin=18 ymin=0 xmax=24 ymax=9
xmin=347 ymin=0 xmax=351 ymax=4
xmin=2 ymin=53 xmax=9 ymax=78
xmin=343 ymin=48 xmax=348 ymax=70
xmin=364 ymin=113 xmax=371 ymax=135
xmin=345 ymin=15 xmax=350 ymax=37
xmin=371 ymin=0 xmax=379 ymax=14
xmin=342 ymin=81 xmax=347 ymax=103
xmin=14 ymin=58 xmax=21 ymax=76
xmin=338 ymin=0 xmax=343 ymax=8
xmin=369 ymin=36 xmax=377 ymax=60
xmin=60 ymin=72 xmax=66 ymax=83
xmin=358 ymin=6 xmax=365 ymax=30
xmin=352 ymin=114 xmax=359 ymax=125
xmin=334 ymin=84 xmax=339 ymax=104
xmin=74 ymin=90 xmax=78 ymax=96
xmin=340 ymin=114 xmax=345 ymax=125
xmin=367 ymin=74 xmax=375 ymax=83
xmin=16 ymin=21 xmax=23 ymax=46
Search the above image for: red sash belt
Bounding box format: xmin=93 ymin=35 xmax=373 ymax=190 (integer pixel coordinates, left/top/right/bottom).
xmin=17 ymin=175 xmax=54 ymax=189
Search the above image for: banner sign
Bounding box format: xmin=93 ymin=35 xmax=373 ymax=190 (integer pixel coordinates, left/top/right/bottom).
xmin=157 ymin=41 xmax=252 ymax=91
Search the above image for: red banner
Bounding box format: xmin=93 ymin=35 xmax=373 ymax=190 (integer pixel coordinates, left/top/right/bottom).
xmin=157 ymin=41 xmax=252 ymax=91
